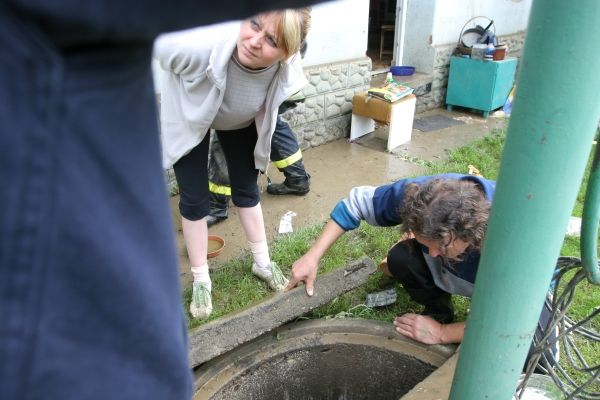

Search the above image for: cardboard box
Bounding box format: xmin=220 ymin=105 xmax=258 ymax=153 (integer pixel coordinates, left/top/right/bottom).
xmin=352 ymin=92 xmax=416 ymax=123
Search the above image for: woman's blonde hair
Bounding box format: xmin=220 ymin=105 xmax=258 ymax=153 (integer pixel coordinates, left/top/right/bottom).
xmin=266 ymin=8 xmax=311 ymax=58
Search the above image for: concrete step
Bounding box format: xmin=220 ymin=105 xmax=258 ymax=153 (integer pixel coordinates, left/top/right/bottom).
xmin=187 ymin=257 xmax=377 ymax=367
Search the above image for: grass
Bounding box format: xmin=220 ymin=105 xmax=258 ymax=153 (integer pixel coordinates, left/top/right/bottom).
xmin=184 ymin=124 xmax=599 ymax=391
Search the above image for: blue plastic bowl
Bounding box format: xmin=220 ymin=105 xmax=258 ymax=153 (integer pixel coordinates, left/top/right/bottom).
xmin=390 ymin=66 xmax=415 ymax=76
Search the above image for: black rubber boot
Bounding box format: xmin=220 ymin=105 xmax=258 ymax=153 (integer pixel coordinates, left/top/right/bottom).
xmin=207 ymin=190 xmax=229 ymax=228
xmin=206 ymin=214 xmax=227 ymax=227
xmin=267 ymin=176 xmax=310 ymax=196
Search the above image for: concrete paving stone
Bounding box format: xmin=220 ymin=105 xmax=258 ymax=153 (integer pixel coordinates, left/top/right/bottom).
xmin=188 ymin=256 xmax=377 ymax=367
xmin=365 ymin=287 xmax=398 ymax=307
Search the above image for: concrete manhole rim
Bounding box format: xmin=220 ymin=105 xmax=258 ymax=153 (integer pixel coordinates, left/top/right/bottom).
xmin=194 ymin=318 xmax=457 ymax=397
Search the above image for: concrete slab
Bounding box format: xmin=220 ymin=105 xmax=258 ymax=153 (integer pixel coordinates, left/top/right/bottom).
xmin=188 ymin=257 xmax=377 ymax=367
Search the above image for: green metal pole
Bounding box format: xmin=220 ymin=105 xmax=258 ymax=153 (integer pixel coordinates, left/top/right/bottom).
xmin=450 ymin=0 xmax=600 ymax=398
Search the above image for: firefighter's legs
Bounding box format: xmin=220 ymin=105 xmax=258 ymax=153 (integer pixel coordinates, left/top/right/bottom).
xmin=207 ymin=133 xmax=230 ymax=226
xmin=267 ymin=117 xmax=311 ymax=196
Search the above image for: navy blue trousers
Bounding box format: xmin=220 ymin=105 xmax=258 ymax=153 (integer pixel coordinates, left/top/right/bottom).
xmin=0 ymin=4 xmax=193 ymax=399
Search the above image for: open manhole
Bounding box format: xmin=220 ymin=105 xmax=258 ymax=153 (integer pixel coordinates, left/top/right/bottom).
xmin=194 ymin=318 xmax=455 ymax=399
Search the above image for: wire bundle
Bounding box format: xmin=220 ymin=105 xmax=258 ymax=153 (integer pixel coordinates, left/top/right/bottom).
xmin=518 ymin=256 xmax=600 ymax=399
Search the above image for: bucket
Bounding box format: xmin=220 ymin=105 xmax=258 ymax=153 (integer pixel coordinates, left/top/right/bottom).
xmin=493 ymin=45 xmax=507 ymax=60
xmin=390 ymin=65 xmax=415 ymax=76
xmin=207 ymin=235 xmax=225 ymax=258
xmin=456 ymin=16 xmax=496 ymax=55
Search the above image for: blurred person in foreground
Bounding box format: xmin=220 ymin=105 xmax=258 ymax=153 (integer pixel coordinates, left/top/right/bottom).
xmin=0 ymin=1 xmax=320 ymax=399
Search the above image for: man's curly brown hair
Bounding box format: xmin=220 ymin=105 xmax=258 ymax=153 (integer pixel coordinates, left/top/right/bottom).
xmin=399 ymin=179 xmax=490 ymax=262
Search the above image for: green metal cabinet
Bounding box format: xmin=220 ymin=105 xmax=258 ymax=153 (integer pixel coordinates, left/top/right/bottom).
xmin=446 ymin=56 xmax=518 ymax=118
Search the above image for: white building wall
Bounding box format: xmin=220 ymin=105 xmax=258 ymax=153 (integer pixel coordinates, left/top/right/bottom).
xmin=403 ymin=0 xmax=532 ymax=73
xmin=302 ymin=0 xmax=369 ymax=67
xmin=432 ymin=0 xmax=532 ymax=45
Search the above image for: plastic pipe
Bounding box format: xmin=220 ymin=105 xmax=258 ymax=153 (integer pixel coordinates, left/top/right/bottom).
xmin=581 ymin=142 xmax=600 ymax=284
xmin=449 ymin=0 xmax=600 ymax=398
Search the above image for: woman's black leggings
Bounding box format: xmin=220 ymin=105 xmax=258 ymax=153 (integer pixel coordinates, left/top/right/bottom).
xmin=173 ymin=124 xmax=260 ymax=220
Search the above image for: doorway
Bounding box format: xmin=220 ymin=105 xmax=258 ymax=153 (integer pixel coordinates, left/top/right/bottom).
xmin=367 ymin=0 xmax=397 ymax=73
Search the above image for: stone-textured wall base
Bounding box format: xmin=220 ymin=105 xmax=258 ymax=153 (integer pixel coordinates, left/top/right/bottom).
xmin=280 ymin=57 xmax=371 ymax=148
xmin=284 ymin=113 xmax=351 ymax=149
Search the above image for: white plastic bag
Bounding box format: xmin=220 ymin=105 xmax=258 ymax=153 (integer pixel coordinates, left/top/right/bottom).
xmin=278 ymin=211 xmax=297 ymax=234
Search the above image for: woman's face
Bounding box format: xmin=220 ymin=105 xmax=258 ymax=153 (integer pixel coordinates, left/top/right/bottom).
xmin=236 ymin=13 xmax=287 ymax=70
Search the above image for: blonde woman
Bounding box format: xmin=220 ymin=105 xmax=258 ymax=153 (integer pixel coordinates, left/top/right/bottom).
xmin=155 ymin=8 xmax=311 ymax=318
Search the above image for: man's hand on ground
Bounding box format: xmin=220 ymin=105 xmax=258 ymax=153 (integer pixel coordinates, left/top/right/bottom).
xmin=393 ymin=313 xmax=444 ymax=345
xmin=394 ymin=313 xmax=465 ymax=345
xmin=285 ymin=254 xmax=318 ymax=296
